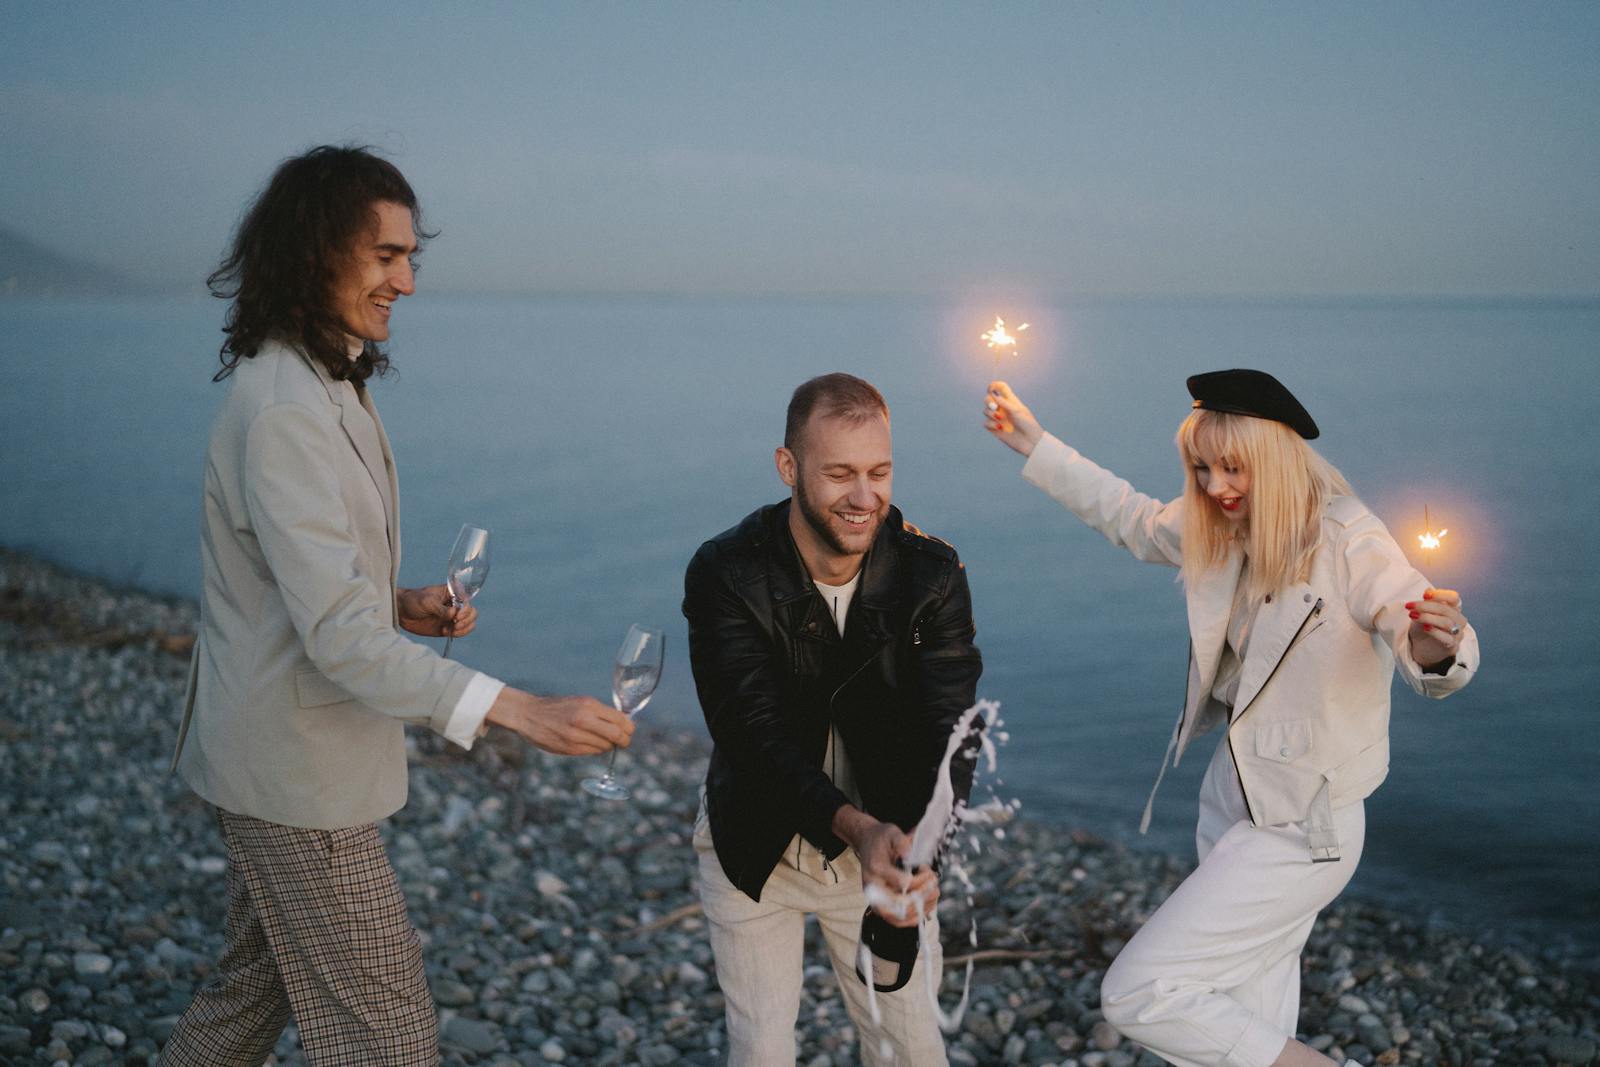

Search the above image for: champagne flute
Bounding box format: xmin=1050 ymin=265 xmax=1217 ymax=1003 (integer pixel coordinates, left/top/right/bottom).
xmin=443 ymin=524 xmax=491 ymax=658
xmin=580 ymin=624 xmax=665 ymax=801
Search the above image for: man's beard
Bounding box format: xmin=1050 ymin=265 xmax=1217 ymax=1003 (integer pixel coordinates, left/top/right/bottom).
xmin=794 ymin=475 xmax=883 ymax=556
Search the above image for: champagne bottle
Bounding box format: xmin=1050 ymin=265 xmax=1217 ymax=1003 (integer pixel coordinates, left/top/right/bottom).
xmin=854 ymin=907 xmax=921 ymax=992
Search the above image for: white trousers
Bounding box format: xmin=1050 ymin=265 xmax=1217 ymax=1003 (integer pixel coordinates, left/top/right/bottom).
xmin=694 ymin=809 xmax=949 ymax=1067
xmin=1101 ymin=737 xmax=1366 ymax=1067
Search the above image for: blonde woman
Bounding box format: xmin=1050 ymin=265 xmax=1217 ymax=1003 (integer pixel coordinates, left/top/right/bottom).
xmin=983 ymin=370 xmax=1479 ymax=1067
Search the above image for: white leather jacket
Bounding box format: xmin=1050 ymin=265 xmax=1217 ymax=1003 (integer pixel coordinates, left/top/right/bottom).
xmin=1022 ymin=434 xmax=1479 ymax=857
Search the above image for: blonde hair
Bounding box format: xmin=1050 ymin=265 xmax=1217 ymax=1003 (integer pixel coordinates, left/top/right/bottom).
xmin=1176 ymin=409 xmax=1354 ymax=600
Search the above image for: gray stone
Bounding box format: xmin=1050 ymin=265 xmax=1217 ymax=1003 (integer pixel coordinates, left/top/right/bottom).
xmin=30 ymin=841 xmax=69 ymax=866
xmin=596 ymin=1014 xmax=638 ymax=1045
xmin=540 ymin=1037 xmax=566 ymax=1061
xmin=1356 ymin=1014 xmax=1393 ymax=1053
xmin=534 ymin=871 xmax=570 ymax=897
xmin=1546 ymin=1035 xmax=1597 ymax=1065
xmin=442 ymin=1016 xmax=501 ymax=1055
xmin=1481 ymin=1010 xmax=1518 ymax=1035
xmin=0 ymin=1027 xmax=32 ymax=1056
xmin=1091 ymin=1020 xmax=1123 ymax=1051
xmin=433 ymin=978 xmax=476 ymax=1007
xmin=637 ymin=1044 xmax=679 ymax=1066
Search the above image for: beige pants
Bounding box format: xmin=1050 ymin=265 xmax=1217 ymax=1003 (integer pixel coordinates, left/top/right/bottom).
xmin=1101 ymin=738 xmax=1366 ymax=1067
xmin=694 ymin=808 xmax=949 ymax=1067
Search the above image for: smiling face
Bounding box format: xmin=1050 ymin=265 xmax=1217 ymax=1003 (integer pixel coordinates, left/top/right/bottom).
xmin=1192 ymin=449 xmax=1252 ymax=523
xmin=329 ymin=199 xmax=418 ymax=344
xmin=776 ymin=411 xmax=893 ymax=580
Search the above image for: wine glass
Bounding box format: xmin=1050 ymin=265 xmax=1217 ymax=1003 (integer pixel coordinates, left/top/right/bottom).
xmin=581 ymin=624 xmax=665 ymax=801
xmin=442 ymin=524 xmax=490 ymax=658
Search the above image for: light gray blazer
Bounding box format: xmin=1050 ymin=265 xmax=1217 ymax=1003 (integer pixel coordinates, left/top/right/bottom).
xmin=172 ymin=341 xmax=475 ymax=829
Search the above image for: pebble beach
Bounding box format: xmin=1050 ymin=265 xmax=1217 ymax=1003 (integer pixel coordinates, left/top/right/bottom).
xmin=2 ymin=546 xmax=1596 ymax=1067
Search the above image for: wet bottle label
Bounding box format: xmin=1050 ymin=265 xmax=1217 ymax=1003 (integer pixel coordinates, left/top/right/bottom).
xmin=854 ymin=908 xmax=921 ymax=992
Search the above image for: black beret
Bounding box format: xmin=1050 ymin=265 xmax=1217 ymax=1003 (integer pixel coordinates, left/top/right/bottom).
xmin=1186 ymin=369 xmax=1319 ymax=440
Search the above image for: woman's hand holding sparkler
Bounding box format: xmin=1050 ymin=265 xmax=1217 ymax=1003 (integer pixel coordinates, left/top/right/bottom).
xmin=983 ymin=381 xmax=1045 ymax=457
xmin=1406 ymin=588 xmax=1469 ymax=669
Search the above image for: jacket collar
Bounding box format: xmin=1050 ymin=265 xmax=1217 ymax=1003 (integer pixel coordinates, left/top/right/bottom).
xmin=1230 ymin=581 xmax=1322 ymax=718
xmin=1185 ymin=544 xmax=1243 ymax=693
xmin=1184 ymin=542 xmax=1324 ymax=718
xmin=762 ymin=500 xmax=905 ymax=638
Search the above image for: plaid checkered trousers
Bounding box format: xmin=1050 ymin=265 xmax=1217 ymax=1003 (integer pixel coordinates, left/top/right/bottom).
xmin=159 ymin=809 xmax=439 ymax=1066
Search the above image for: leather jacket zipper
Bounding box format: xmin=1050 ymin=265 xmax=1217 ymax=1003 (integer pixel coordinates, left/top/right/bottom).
xmin=817 ymin=634 xmax=884 ymax=878
xmin=1226 ymin=597 xmax=1324 ymax=825
xmin=828 ymin=640 xmax=883 ymax=710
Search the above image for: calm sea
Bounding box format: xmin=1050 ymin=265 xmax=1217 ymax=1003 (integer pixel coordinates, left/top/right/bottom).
xmin=3 ymin=294 xmax=1596 ymax=954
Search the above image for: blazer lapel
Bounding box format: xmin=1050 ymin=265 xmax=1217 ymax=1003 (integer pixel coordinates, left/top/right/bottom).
xmin=297 ymin=351 xmax=399 ymax=582
xmin=357 ymin=386 xmax=402 ymax=583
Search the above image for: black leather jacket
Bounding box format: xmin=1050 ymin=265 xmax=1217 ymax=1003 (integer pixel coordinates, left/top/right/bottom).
xmin=682 ymin=500 xmax=982 ymax=901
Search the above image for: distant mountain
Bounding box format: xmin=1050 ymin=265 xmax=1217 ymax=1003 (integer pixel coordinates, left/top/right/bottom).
xmin=0 ymin=226 xmax=142 ymax=296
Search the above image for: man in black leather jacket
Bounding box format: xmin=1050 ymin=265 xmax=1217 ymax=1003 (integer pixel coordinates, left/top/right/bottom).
xmin=683 ymin=373 xmax=981 ymax=1066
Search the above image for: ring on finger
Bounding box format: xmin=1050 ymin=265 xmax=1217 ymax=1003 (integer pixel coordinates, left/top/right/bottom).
xmin=1448 ymin=624 xmax=1461 ymax=636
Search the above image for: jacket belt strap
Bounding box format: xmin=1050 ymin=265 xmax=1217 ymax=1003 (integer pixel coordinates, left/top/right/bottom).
xmin=1139 ymin=710 xmax=1184 ymax=835
xmin=1306 ymin=778 xmax=1340 ymax=863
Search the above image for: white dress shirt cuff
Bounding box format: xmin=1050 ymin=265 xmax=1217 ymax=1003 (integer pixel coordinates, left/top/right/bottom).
xmin=442 ymin=672 xmax=505 ymax=750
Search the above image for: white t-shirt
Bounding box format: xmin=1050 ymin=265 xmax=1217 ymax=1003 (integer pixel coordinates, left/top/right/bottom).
xmin=813 ymin=570 xmax=862 ymax=636
xmin=812 ymin=570 xmax=864 ymax=803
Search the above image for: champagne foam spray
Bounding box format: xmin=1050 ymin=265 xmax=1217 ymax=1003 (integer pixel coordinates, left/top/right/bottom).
xmin=857 ymin=698 xmax=1016 ymax=1050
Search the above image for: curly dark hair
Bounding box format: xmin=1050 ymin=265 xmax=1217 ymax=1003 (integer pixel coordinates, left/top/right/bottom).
xmin=207 ymin=145 xmax=434 ymax=383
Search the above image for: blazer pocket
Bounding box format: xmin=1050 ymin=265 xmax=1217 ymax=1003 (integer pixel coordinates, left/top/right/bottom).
xmin=295 ymin=667 xmax=353 ymax=709
xmin=1254 ymin=719 xmax=1314 ymax=764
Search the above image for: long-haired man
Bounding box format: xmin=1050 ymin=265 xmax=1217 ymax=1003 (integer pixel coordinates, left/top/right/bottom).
xmin=161 ymin=145 xmax=633 ymax=1065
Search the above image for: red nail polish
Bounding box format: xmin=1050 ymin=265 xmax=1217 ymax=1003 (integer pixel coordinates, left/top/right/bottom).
xmin=1423 ymin=591 xmax=1434 ymax=600
xmin=1423 ymin=623 xmax=1432 ymax=631
xmin=1409 ymin=611 xmax=1419 ymax=619
xmin=1404 ymin=602 xmax=1415 ymax=610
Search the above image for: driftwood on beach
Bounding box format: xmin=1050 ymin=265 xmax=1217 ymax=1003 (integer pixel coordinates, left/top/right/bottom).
xmin=1 ymin=546 xmax=1596 ymax=1067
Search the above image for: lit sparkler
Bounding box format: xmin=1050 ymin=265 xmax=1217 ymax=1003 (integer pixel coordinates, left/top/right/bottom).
xmin=1417 ymin=506 xmax=1448 ymax=551
xmin=981 ymin=317 xmax=1029 ymax=411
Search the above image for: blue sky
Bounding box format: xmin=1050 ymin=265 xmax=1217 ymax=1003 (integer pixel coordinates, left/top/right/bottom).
xmin=3 ymin=2 xmax=1597 ymax=296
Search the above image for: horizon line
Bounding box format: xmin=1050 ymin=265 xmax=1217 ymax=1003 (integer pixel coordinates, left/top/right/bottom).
xmin=6 ymin=285 xmax=1597 ymax=306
